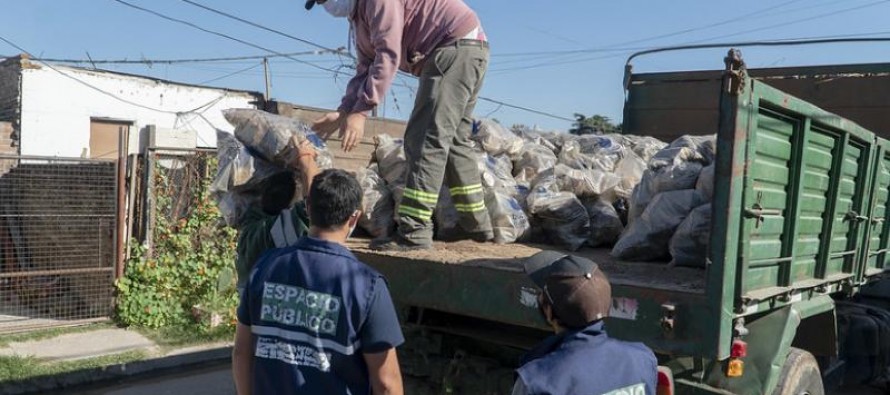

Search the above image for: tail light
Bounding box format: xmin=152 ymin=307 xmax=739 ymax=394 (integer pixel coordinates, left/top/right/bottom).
xmin=657 ymin=366 xmax=674 ymax=395
xmin=726 ymin=339 xmax=747 ymax=377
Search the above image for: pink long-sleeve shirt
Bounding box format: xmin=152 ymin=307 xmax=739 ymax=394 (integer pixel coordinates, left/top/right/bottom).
xmin=338 ymin=0 xmax=480 ymax=115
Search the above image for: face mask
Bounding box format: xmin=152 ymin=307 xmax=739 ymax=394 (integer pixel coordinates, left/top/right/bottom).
xmin=322 ymin=0 xmax=355 ymax=18
xmin=346 ymin=210 xmax=360 ymax=239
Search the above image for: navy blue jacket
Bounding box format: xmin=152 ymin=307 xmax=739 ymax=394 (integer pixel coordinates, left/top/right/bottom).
xmin=238 ymin=237 xmax=404 ymax=395
xmin=516 ymin=322 xmax=657 ymax=395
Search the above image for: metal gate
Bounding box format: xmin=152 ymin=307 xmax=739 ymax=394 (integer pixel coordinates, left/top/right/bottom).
xmin=0 ymin=154 xmax=119 ymax=333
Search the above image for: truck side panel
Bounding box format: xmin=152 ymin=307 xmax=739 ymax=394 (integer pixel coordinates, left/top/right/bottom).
xmin=625 ymin=63 xmax=890 ymax=143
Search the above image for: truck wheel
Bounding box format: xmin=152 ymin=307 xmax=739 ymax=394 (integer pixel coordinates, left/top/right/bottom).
xmin=772 ymin=348 xmax=824 ymax=395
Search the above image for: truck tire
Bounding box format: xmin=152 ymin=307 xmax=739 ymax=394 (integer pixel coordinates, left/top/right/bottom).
xmin=772 ymin=348 xmax=824 ymax=395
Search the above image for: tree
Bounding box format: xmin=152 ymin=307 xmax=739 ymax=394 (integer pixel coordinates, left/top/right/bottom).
xmin=569 ymin=113 xmax=621 ymax=135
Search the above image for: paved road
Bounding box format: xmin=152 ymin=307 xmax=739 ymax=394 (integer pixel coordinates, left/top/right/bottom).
xmin=56 ymin=361 xmax=885 ymax=395
xmin=58 ymin=363 xmax=235 ymax=395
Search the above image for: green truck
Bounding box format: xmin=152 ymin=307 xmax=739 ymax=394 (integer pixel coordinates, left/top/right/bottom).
xmin=337 ymin=50 xmax=890 ymax=394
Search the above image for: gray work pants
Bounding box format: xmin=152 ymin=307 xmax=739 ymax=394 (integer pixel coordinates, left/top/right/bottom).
xmin=397 ymin=39 xmax=493 ymax=243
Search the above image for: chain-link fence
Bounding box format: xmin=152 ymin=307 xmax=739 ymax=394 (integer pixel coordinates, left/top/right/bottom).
xmin=0 ymin=154 xmax=118 ymax=332
xmin=135 ymin=148 xmax=216 ymax=252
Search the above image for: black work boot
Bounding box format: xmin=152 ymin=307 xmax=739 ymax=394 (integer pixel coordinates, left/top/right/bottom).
xmin=369 ymin=235 xmax=432 ymax=252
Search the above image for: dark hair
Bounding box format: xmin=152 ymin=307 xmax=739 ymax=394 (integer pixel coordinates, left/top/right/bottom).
xmin=307 ymin=169 xmax=362 ymax=229
xmin=261 ymin=171 xmax=297 ymax=215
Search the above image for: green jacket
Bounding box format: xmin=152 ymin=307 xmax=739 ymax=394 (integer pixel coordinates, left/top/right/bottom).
xmin=235 ymin=203 xmax=310 ymax=289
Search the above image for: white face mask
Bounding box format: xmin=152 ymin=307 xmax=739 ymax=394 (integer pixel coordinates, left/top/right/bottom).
xmin=322 ymin=0 xmax=355 ymax=18
xmin=346 ymin=210 xmax=360 ymax=239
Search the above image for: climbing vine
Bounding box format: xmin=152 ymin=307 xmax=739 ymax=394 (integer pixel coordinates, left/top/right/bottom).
xmin=116 ymin=153 xmax=238 ymax=331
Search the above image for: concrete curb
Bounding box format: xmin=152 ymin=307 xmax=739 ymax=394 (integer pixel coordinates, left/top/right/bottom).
xmin=1 ymin=345 xmax=233 ymax=395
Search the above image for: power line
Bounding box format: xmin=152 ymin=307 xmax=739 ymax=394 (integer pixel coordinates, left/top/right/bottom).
xmin=111 ymin=0 xmax=348 ymax=75
xmin=35 ymin=50 xmax=340 ymax=65
xmin=487 ymin=0 xmax=878 ymax=68
xmin=198 ymin=61 xmax=263 ymax=85
xmin=625 ymin=37 xmax=890 ymax=66
xmin=178 ymin=0 xmax=344 ymax=54
xmin=490 ymin=30 xmax=890 ymax=74
xmin=685 ymin=0 xmax=890 ymax=45
xmin=114 ymin=0 xmax=572 ymax=122
xmin=478 ymin=97 xmax=573 ymax=122
xmin=0 ymin=34 xmax=228 ymax=115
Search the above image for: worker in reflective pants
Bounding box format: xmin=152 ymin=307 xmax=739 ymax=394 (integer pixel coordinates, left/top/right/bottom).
xmin=308 ymin=0 xmax=493 ymax=251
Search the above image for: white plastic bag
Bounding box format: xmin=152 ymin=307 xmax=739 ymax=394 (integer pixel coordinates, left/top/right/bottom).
xmin=553 ymin=164 xmax=620 ymax=198
xmin=471 ymin=119 xmax=524 ymax=157
xmin=612 ymin=189 xmax=704 ymax=261
xmin=527 ymin=187 xmax=590 ymax=251
xmin=486 ymin=189 xmax=531 ymax=244
xmin=478 ymin=153 xmax=516 ymax=191
xmin=611 ymin=152 xmax=648 ymax=201
xmin=356 ymin=165 xmax=395 ymax=239
xmin=373 ymin=134 xmax=408 ymax=186
xmin=513 ymin=144 xmax=557 ymax=184
xmin=222 ymin=109 xmax=332 ymax=169
xmin=584 ymin=198 xmax=624 ymax=247
xmin=558 ymin=135 xmax=625 ymax=172
xmin=697 ymin=164 xmax=715 ymax=202
xmin=435 ymin=186 xmax=460 ymax=237
xmin=670 ymin=203 xmax=712 ymax=267
xmin=212 ymin=130 xmax=279 ymax=193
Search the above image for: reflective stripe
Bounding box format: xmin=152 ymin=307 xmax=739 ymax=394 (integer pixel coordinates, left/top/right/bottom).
xmin=402 ymin=188 xmax=439 ymax=204
xmin=251 ymin=325 xmax=359 ymax=355
xmin=270 ymin=209 xmax=299 ymax=248
xmin=454 ymin=201 xmax=487 ymax=213
xmin=450 ymin=184 xmax=483 ymax=196
xmin=398 ymin=205 xmax=433 ymax=220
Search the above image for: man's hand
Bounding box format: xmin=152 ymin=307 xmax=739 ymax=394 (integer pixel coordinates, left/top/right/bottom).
xmin=294 ymin=138 xmax=318 ymax=172
xmin=341 ymin=112 xmax=366 ymax=153
xmin=311 ymin=111 xmax=342 ymax=140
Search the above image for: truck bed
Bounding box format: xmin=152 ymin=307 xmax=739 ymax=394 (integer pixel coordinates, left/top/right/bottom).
xmin=347 ymin=239 xmax=706 ymax=294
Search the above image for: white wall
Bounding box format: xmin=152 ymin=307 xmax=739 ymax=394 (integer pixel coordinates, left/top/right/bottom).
xmin=19 ymin=64 xmax=260 ymax=157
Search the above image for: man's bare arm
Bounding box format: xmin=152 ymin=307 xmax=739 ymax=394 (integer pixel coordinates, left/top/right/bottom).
xmin=232 ymin=323 xmax=255 ymax=395
xmin=363 ymin=348 xmax=403 ymax=395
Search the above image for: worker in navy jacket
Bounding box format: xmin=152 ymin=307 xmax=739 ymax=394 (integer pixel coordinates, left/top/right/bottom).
xmin=514 ymin=251 xmax=658 ymax=395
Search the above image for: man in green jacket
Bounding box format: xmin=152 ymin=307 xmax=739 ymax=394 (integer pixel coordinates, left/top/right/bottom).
xmin=235 ymin=139 xmax=320 ymax=290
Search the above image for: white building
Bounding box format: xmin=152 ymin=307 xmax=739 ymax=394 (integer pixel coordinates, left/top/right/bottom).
xmin=0 ymin=55 xmax=263 ymax=159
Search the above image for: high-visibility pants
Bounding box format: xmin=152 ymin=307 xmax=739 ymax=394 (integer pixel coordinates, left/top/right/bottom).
xmin=397 ymin=40 xmax=493 ymax=243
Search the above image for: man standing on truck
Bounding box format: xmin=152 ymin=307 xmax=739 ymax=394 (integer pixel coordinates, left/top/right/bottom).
xmin=234 ymin=138 xmax=320 ymax=292
xmin=515 ymin=251 xmax=657 ymax=395
xmin=233 ymin=169 xmax=405 ymax=395
xmin=307 ymin=0 xmax=494 ymax=251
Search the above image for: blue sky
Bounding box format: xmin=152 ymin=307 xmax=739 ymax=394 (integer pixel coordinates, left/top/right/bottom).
xmin=4 ymin=0 xmax=890 ymax=130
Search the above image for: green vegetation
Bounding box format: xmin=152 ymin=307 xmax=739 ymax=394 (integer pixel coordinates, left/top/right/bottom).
xmin=0 ymin=351 xmax=148 ymax=382
xmin=569 ymin=113 xmax=621 ymax=135
xmin=0 ymin=322 xmax=115 ymax=348
xmin=116 ymin=154 xmax=239 ymax=331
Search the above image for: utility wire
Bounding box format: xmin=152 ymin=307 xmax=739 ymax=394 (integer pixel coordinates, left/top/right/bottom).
xmin=178 ymin=0 xmax=344 ymax=54
xmin=111 ymin=0 xmax=348 ymax=75
xmin=198 ymin=61 xmax=264 ymax=85
xmin=0 ymin=34 xmax=228 ymax=115
xmin=478 ymin=97 xmax=573 ymax=122
xmin=489 ymin=0 xmax=881 ymax=66
xmin=114 ymin=0 xmax=573 ymax=122
xmin=36 ymin=50 xmax=340 ymax=65
xmin=685 ymin=0 xmax=890 ymax=45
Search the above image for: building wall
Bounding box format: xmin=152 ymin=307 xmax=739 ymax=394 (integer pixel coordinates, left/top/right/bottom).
xmin=18 ymin=63 xmax=262 ymax=157
xmin=0 ymin=58 xmax=22 ymax=124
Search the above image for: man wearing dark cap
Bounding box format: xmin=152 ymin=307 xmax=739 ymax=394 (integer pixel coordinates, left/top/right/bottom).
xmin=307 ymin=0 xmax=494 ymax=251
xmin=516 ymin=251 xmax=657 ymax=395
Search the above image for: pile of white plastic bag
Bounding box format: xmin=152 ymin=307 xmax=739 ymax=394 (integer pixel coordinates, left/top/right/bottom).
xmin=611 ymin=136 xmax=716 ymax=265
xmin=212 ymin=109 xmax=333 ymax=228
xmin=356 ymin=119 xmax=676 ymax=251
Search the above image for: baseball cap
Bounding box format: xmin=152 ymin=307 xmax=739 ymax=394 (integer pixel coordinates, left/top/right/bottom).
xmin=523 ymin=251 xmax=612 ymax=328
